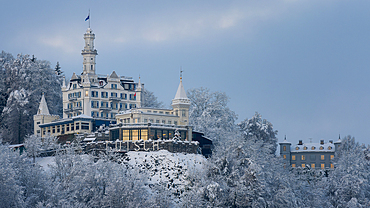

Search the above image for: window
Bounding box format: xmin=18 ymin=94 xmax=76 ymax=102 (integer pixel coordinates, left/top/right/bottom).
xmin=330 ymin=155 xmax=334 ymax=160
xmin=295 ymin=147 xmax=299 ymax=150
xmin=162 ymin=120 xmax=165 ymax=124
xmin=311 ymin=163 xmax=315 ymax=169
xmin=319 ymin=146 xmax=324 ymax=150
xmin=328 ymin=146 xmax=332 ymax=150
xmin=71 ymin=124 xmax=74 ymax=131
xmin=168 ymin=121 xmax=171 ymax=124
xmin=292 ymin=164 xmax=296 ymax=168
xmin=91 ymin=91 xmax=98 ymax=97
xmin=283 ymin=155 xmax=286 ymax=159
xmin=303 ymin=146 xmax=307 ymax=150
xmin=311 ymin=146 xmax=316 ymax=150
xmin=101 ymin=92 xmax=108 ymax=98
xmin=85 ymin=90 xmax=88 ymax=96
xmin=91 ymin=101 xmax=99 ymax=108
xmin=302 ymin=164 xmax=305 ymax=168
xmin=182 ymin=110 xmax=186 ymax=117
xmin=132 ymin=130 xmax=139 ymax=140
xmin=330 ymin=164 xmax=334 ymax=169
xmin=129 ymin=94 xmax=136 ymax=100
xmin=283 ymin=146 xmax=286 ymax=151
xmin=120 ymin=93 xmax=127 ymax=99
xmin=73 ymin=84 xmax=77 ymax=89
xmin=141 ymin=129 xmax=148 ymax=140
xmin=122 ymin=130 xmax=129 ymax=141
xmin=174 ymin=121 xmax=178 ymax=125
xmin=156 ymin=120 xmax=160 ymax=123
xmin=111 ymin=92 xmax=117 ymax=97
xmin=292 ymin=155 xmax=296 ymax=160
xmin=321 ymin=155 xmax=325 ymax=160
xmin=101 ymin=102 xmax=109 ymax=108
xmin=111 ymin=84 xmax=117 ymax=89
xmin=144 ymin=119 xmax=148 ymax=123
xmin=301 ymin=155 xmax=305 ymax=160
xmin=321 ymin=164 xmax=325 ymax=169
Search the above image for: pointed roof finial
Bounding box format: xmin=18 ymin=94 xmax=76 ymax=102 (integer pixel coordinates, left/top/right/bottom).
xmin=180 ymin=66 xmax=183 ymax=80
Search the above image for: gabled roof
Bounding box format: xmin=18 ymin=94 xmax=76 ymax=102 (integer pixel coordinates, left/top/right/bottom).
xmin=110 ymin=71 xmax=119 ymax=78
xmin=37 ymin=94 xmax=50 ymax=115
xmin=71 ymin=72 xmax=79 ymax=80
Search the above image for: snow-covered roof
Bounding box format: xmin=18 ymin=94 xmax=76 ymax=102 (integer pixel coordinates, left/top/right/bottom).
xmin=291 ymin=142 xmax=335 ymax=152
xmin=72 ymin=114 xmax=93 ymax=119
xmin=37 ymin=94 xmax=50 ymax=115
xmin=110 ymin=71 xmax=119 ymax=78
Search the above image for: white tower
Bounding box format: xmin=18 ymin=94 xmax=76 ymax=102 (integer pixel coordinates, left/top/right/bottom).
xmin=171 ymin=75 xmax=190 ymax=126
xmin=81 ymin=28 xmax=97 ymax=75
xmin=33 ymin=93 xmax=59 ymax=136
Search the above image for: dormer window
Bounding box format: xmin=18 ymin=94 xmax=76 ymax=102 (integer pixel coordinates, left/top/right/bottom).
xmin=311 ymin=146 xmax=316 ymax=150
xmin=303 ymin=146 xmax=307 ymax=150
xmin=319 ymin=146 xmax=324 ymax=150
xmin=295 ymin=147 xmax=299 ymax=150
xmin=328 ymin=146 xmax=332 ymax=150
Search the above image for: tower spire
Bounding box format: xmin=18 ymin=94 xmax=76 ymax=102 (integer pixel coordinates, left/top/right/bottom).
xmin=37 ymin=93 xmax=50 ymax=115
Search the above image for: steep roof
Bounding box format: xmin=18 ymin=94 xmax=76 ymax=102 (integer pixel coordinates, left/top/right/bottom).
xmin=37 ymin=94 xmax=50 ymax=115
xmin=174 ymin=79 xmax=188 ymax=100
xmin=110 ymin=71 xmax=119 ymax=78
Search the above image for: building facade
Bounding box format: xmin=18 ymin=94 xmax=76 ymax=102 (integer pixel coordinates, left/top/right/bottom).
xmin=61 ymin=27 xmax=142 ymax=119
xmin=280 ymin=137 xmax=341 ymax=169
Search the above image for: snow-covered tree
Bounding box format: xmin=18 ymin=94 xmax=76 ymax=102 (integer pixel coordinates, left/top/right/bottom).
xmin=238 ymin=112 xmax=278 ymax=155
xmin=324 ymin=136 xmax=370 ymax=207
xmin=141 ymin=88 xmax=164 ymax=108
xmin=187 ymin=87 xmax=237 ymax=144
xmin=0 ymin=52 xmax=62 ymax=144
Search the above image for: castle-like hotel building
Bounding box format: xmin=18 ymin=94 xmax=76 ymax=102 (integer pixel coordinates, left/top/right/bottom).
xmin=33 ymin=27 xmax=192 ymax=141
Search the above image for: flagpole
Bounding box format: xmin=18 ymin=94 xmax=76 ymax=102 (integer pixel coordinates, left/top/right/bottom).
xmin=89 ymin=9 xmax=90 ymax=28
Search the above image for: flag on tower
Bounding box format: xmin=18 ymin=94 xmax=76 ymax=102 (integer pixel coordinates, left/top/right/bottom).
xmin=85 ymin=15 xmax=90 ymax=21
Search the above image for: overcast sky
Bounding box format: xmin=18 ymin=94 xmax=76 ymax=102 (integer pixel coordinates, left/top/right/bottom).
xmin=1 ymin=0 xmax=370 ymax=145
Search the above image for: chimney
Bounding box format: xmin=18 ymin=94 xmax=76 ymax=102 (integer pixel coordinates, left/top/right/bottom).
xmin=320 ymin=140 xmax=324 ymax=145
xmin=298 ymin=140 xmax=303 ymax=145
xmin=329 ymin=140 xmax=333 ymax=144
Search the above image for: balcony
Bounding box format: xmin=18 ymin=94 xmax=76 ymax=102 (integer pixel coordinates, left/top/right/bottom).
xmin=109 ymin=97 xmax=121 ymax=101
xmin=99 ymin=106 xmax=111 ymax=111
xmin=64 ymin=108 xmax=72 ymax=112
xmin=73 ymin=106 xmax=82 ymax=111
xmin=68 ymin=97 xmax=77 ymax=101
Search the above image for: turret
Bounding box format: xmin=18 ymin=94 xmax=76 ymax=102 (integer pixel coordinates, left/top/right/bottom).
xmin=171 ymin=75 xmax=190 ymax=126
xmin=81 ymin=28 xmax=98 ymax=75
xmin=279 ymin=135 xmax=291 ymax=166
xmin=33 ymin=93 xmax=59 ymax=136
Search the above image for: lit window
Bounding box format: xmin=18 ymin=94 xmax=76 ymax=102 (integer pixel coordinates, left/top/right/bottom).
xmin=295 ymin=147 xmax=299 ymax=150
xmin=302 ymin=164 xmax=305 ymax=168
xmin=328 ymin=146 xmax=332 ymax=150
xmin=321 ymin=155 xmax=325 ymax=160
xmin=320 ymin=146 xmax=324 ymax=150
xmin=303 ymin=146 xmax=307 ymax=150
xmin=301 ymin=155 xmax=305 ymax=160
xmin=311 ymin=163 xmax=315 ymax=169
xmin=283 ymin=146 xmax=286 ymax=151
xmin=330 ymin=155 xmax=334 ymax=160
xmin=292 ymin=155 xmax=296 ymax=160
xmin=311 ymin=146 xmax=316 ymax=150
xmin=85 ymin=91 xmax=88 ymax=96
xmin=283 ymin=155 xmax=286 ymax=159
xmin=321 ymin=164 xmax=325 ymax=169
xmin=330 ymin=164 xmax=334 ymax=169
xmin=292 ymin=164 xmax=296 ymax=168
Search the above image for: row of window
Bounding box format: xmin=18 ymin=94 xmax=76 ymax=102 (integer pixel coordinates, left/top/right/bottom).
xmin=121 ymin=129 xmax=186 ymax=141
xmin=89 ymin=91 xmax=135 ymax=100
xmin=291 ymin=163 xmax=334 ymax=169
xmin=91 ymin=112 xmax=116 ymax=119
xmin=287 ymin=155 xmax=334 ymax=161
xmin=91 ymin=101 xmax=136 ymax=109
xmin=70 ymin=83 xmax=136 ymax=91
xmin=120 ymin=118 xmax=178 ymax=125
xmin=66 ymin=102 xmax=82 ymax=109
xmin=147 ymin=110 xmax=174 ymax=115
xmin=283 ymin=145 xmax=334 ymax=151
xmin=41 ymin=122 xmax=89 ymax=135
xmin=295 ymin=146 xmax=333 ymax=150
xmin=68 ymin=92 xmax=82 ymax=99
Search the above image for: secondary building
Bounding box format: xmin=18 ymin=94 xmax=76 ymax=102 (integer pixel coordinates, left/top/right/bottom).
xmin=279 ymin=137 xmax=341 ymax=169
